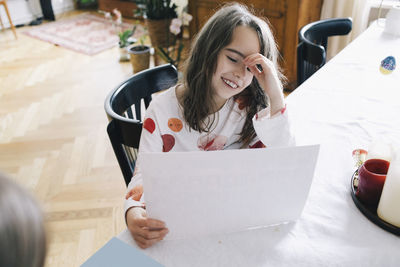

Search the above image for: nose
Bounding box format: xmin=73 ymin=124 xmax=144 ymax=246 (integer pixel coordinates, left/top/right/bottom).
xmin=233 ymin=62 xmax=247 ymax=78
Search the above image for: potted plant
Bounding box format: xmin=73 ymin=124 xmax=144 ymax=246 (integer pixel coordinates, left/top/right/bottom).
xmin=118 ymin=28 xmax=137 ymax=61
xmin=101 ymin=9 xmax=140 ymax=61
xmin=134 ymin=0 xmax=178 ymax=47
xmin=127 ymin=36 xmax=151 ymax=73
xmin=157 ymin=12 xmax=192 ymax=70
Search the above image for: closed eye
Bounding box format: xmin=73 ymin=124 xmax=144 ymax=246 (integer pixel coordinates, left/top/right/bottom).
xmin=227 ymin=56 xmax=237 ymax=63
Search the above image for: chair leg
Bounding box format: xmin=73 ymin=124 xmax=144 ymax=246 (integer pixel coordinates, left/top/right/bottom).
xmin=0 ymin=11 xmax=4 ymax=31
xmin=1 ymin=2 xmax=17 ymax=39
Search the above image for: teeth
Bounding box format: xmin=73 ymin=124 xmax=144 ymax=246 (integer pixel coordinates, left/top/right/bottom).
xmin=222 ymin=78 xmax=238 ymax=88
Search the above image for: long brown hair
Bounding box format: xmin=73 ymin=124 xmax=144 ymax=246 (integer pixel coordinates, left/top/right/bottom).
xmin=182 ymin=3 xmax=284 ymax=147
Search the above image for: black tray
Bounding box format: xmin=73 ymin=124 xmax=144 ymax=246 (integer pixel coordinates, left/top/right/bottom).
xmin=351 ymin=171 xmax=400 ymax=236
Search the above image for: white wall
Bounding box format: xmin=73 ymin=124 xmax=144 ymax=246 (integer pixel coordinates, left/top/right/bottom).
xmin=0 ymin=0 xmax=74 ymax=28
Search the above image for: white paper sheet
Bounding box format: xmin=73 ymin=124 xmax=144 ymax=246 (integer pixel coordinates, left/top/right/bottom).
xmin=141 ymin=145 xmax=320 ymax=240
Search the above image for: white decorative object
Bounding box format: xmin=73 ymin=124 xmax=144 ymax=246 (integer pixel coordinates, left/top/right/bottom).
xmin=384 ymin=4 xmax=400 ymax=36
xmin=377 ymin=149 xmax=400 ymax=227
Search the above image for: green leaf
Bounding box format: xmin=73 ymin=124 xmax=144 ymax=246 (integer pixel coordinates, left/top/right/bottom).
xmin=157 ymin=47 xmax=174 ymax=65
xmin=176 ymin=43 xmax=184 ymax=65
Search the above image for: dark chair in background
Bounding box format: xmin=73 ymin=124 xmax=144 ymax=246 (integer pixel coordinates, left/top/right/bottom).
xmin=104 ymin=64 xmax=178 ymax=186
xmin=297 ymin=18 xmax=352 ymax=86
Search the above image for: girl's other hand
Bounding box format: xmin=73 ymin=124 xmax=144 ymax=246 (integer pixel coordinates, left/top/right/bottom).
xmin=126 ymin=207 xmax=169 ymax=249
xmin=243 ymin=54 xmax=284 ymax=115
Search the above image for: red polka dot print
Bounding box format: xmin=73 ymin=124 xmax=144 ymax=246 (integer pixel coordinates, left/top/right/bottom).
xmin=249 ymin=140 xmax=266 ymax=149
xmin=168 ymin=118 xmax=183 ymax=132
xmin=198 ymin=134 xmax=227 ymax=151
xmin=280 ymin=104 xmax=287 ymax=114
xmin=162 ymin=134 xmax=175 ymax=152
xmin=125 ymin=184 xmax=143 ymax=201
xmin=143 ymin=118 xmax=155 ymax=133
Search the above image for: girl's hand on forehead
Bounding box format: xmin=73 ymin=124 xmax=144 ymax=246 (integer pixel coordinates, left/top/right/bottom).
xmin=243 ymin=53 xmax=285 ymax=115
xmin=243 ymin=53 xmax=281 ymax=95
xmin=243 ymin=54 xmax=278 ymax=79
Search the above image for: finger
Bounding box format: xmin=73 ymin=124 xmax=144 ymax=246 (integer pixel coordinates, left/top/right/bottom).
xmin=136 ymin=232 xmax=168 ymax=243
xmin=135 ymin=227 xmax=169 ymax=240
xmin=245 ymin=60 xmax=265 ymax=77
xmin=244 ymin=54 xmax=272 ymax=67
xmin=134 ymin=234 xmax=165 ymax=248
xmin=248 ymin=65 xmax=261 ymax=76
xmin=245 ymin=57 xmax=267 ymax=68
xmin=243 ymin=53 xmax=264 ymax=62
xmin=137 ymin=238 xmax=161 ymax=249
xmin=134 ymin=217 xmax=166 ymax=229
xmin=146 ymin=218 xmax=167 ymax=229
xmin=134 ymin=236 xmax=158 ymax=249
xmin=132 ymin=217 xmax=148 ymax=227
xmin=133 ymin=236 xmax=148 ymax=248
xmin=244 ymin=60 xmax=264 ymax=75
xmin=130 ymin=226 xmax=154 ymax=241
xmin=243 ymin=54 xmax=269 ymax=67
xmin=246 ymin=59 xmax=276 ymax=77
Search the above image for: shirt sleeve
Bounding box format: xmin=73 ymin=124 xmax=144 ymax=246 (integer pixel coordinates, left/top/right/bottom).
xmin=124 ymin=102 xmax=163 ymax=214
xmin=251 ymin=103 xmax=296 ymax=148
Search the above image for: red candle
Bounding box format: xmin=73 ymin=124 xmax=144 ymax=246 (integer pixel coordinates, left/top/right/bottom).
xmin=356 ymin=159 xmax=390 ymax=207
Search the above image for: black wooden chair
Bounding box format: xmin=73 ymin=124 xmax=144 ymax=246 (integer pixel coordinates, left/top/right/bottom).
xmin=297 ymin=18 xmax=352 ymax=86
xmin=104 ymin=64 xmax=178 ymax=186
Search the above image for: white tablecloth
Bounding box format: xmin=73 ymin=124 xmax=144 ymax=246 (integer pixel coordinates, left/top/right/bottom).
xmin=118 ymin=22 xmax=400 ymax=266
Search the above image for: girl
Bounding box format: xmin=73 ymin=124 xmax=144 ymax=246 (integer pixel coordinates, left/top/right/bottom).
xmin=125 ymin=3 xmax=295 ymax=249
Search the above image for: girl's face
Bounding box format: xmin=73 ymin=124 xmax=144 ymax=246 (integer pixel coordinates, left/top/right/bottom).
xmin=211 ymin=25 xmax=261 ymax=110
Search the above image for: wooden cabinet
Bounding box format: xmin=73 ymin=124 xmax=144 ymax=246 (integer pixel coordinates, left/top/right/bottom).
xmin=188 ymin=0 xmax=322 ymax=90
xmin=98 ymin=0 xmax=137 ymax=18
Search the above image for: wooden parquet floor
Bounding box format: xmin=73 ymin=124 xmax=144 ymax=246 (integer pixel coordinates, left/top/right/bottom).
xmin=0 ymin=10 xmax=132 ymax=266
xmin=0 ymin=10 xmax=292 ymax=266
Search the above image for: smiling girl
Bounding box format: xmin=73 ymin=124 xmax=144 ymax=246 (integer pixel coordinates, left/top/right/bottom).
xmin=125 ymin=3 xmax=295 ymax=249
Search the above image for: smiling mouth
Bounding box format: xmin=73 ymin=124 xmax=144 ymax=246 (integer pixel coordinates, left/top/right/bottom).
xmin=222 ymin=78 xmax=238 ymax=89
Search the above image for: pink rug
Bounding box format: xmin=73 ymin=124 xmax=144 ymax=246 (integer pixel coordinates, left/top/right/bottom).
xmin=23 ymin=13 xmax=146 ymax=55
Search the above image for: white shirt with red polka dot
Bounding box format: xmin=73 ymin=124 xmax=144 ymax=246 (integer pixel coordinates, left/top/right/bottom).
xmin=124 ymin=86 xmax=295 ymax=213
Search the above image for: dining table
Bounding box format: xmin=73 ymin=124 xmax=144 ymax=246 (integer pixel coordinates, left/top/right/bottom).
xmin=117 ymin=21 xmax=400 ymax=266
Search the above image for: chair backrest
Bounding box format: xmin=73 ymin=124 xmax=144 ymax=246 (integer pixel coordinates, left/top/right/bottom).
xmin=105 ymin=64 xmax=178 ymax=186
xmin=297 ymin=18 xmax=352 ymax=86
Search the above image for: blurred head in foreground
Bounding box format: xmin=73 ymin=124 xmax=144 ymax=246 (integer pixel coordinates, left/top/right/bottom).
xmin=0 ymin=172 xmax=46 ymax=267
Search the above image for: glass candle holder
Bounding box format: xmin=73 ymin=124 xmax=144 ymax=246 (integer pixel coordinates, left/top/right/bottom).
xmin=357 ymin=159 xmax=390 ymax=206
